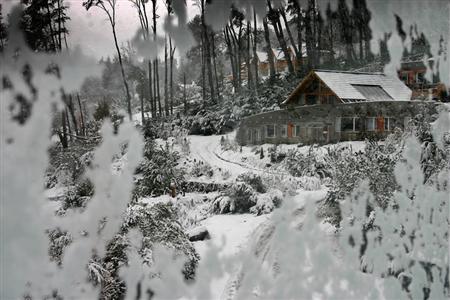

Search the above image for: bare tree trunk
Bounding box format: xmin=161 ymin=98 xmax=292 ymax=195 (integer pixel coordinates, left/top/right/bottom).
xmin=148 ymin=60 xmax=154 ymax=118
xmin=111 ymin=26 xmax=132 ymax=120
xmin=169 ymin=37 xmax=175 ymax=115
xmin=183 ymin=73 xmax=187 ymax=115
xmin=229 ymin=24 xmax=243 ymax=91
xmin=280 ymin=8 xmax=300 ymax=60
xmin=151 ymin=0 xmax=157 ymax=38
xmin=153 ymin=59 xmax=157 ymax=117
xmin=65 ymin=108 xmax=72 ymax=139
xmin=304 ymin=7 xmax=315 ymax=70
xmin=156 ymin=59 xmax=162 ymax=117
xmin=263 ymin=17 xmax=276 ymax=78
xmin=140 ymin=86 xmax=145 ymax=124
xmin=201 ymin=35 xmax=206 ymax=102
xmin=67 ymin=94 xmax=79 ymax=136
xmin=59 ymin=111 xmax=68 ymax=149
xmin=200 ymin=0 xmax=215 ymax=104
xmin=211 ymin=32 xmax=220 ymax=101
xmin=76 ymin=93 xmax=85 ymax=136
xmin=246 ymin=21 xmax=253 ymax=89
xmin=295 ymin=0 xmax=304 ymax=71
xmin=164 ymin=37 xmax=169 ymax=116
xmin=253 ymin=9 xmax=259 ymax=87
xmin=224 ymin=26 xmax=238 ymax=90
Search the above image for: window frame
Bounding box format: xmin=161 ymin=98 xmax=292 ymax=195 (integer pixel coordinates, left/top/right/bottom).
xmin=366 ymin=117 xmax=376 ymax=132
xmin=280 ymin=124 xmax=288 ymax=138
xmin=293 ymin=124 xmax=301 ymax=137
xmin=266 ymin=124 xmax=275 ymax=138
xmin=340 ymin=117 xmax=361 ymax=132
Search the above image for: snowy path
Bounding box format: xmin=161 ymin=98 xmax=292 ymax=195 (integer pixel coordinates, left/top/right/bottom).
xmin=189 ymin=135 xmax=251 ymax=178
xmin=188 ymin=134 xmax=287 ymax=179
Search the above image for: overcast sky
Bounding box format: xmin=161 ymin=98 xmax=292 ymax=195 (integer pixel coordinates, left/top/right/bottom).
xmin=2 ymin=0 xmax=199 ymax=59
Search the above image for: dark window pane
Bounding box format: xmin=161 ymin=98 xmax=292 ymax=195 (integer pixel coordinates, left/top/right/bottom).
xmin=341 ymin=118 xmax=354 ymax=132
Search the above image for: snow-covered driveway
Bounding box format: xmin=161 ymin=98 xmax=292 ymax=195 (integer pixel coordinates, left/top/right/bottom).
xmin=189 ymin=134 xmax=251 ymax=178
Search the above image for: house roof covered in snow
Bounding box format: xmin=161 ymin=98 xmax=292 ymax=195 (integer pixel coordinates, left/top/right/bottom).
xmin=256 ymin=51 xmax=269 ymax=63
xmin=283 ymin=70 xmax=412 ymax=105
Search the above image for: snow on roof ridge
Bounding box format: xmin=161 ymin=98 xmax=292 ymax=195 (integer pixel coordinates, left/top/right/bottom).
xmin=314 ymin=69 xmax=386 ymax=76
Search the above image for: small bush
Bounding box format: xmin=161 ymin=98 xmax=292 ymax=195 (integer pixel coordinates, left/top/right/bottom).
xmin=237 ymin=172 xmax=267 ymax=193
xmin=190 ymin=161 xmax=214 ymax=178
xmin=212 ymin=182 xmax=257 ymax=214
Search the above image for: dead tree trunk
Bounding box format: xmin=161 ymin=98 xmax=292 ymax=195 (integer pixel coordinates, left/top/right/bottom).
xmin=263 ymin=17 xmax=276 ymax=78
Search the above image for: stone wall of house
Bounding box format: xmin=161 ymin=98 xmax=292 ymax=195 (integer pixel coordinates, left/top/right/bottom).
xmin=236 ymin=101 xmax=439 ymax=145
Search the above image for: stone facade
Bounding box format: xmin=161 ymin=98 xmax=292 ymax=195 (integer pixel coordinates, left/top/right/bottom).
xmin=236 ymin=101 xmax=438 ymax=145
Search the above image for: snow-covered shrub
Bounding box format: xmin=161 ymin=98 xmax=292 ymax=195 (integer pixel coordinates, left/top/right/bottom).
xmin=212 ymin=182 xmax=257 ymax=214
xmin=190 ymin=161 xmax=214 ymax=178
xmin=268 ymin=145 xmax=287 ymax=163
xmin=134 ymin=139 xmax=185 ymax=197
xmin=123 ymin=202 xmax=199 ymax=280
xmin=298 ymin=176 xmax=322 ymax=191
xmin=320 ymin=139 xmax=402 ymax=226
xmin=47 ymin=228 xmax=72 ymax=266
xmin=284 ymin=145 xmax=330 ymax=178
xmin=237 ymin=172 xmax=267 ymax=193
xmin=58 ymin=178 xmax=94 ymax=212
xmin=250 ymin=189 xmax=283 ymax=215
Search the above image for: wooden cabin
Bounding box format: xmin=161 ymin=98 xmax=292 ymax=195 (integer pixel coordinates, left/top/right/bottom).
xmin=236 ymin=70 xmax=437 ymax=145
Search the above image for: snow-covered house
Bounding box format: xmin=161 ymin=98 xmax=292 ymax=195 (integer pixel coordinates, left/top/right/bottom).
xmin=236 ymin=70 xmax=438 ymax=145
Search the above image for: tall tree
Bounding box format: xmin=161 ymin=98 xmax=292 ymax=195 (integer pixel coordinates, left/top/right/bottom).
xmin=337 ymin=0 xmax=354 ymax=64
xmin=280 ymin=8 xmax=300 ymax=61
xmin=267 ymin=0 xmax=295 ymax=74
xmin=211 ymin=32 xmax=220 ymax=100
xmin=287 ymin=0 xmax=303 ymax=72
xmin=164 ymin=37 xmax=169 ymax=116
xmin=199 ymin=0 xmax=216 ymax=104
xmin=83 ymin=0 xmax=133 ymax=120
xmin=262 ymin=17 xmax=276 ymax=78
xmin=76 ymin=94 xmax=86 ymax=136
xmin=169 ymin=37 xmax=176 ymax=115
xmin=252 ymin=8 xmax=259 ymax=86
xmin=246 ymin=21 xmax=253 ymax=89
xmin=155 ymin=58 xmax=162 ymax=116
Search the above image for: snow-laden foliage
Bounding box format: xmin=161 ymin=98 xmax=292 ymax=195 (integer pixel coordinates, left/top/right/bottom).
xmin=134 ymin=139 xmax=185 ymax=197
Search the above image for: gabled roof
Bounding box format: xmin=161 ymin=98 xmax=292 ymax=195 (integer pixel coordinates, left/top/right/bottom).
xmin=283 ymin=70 xmax=412 ymax=105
